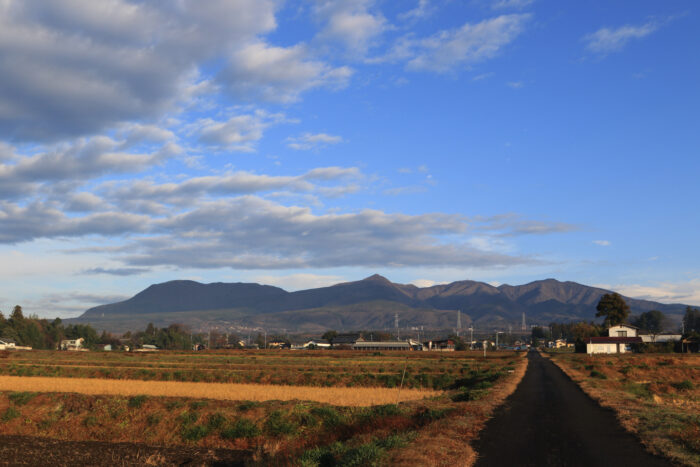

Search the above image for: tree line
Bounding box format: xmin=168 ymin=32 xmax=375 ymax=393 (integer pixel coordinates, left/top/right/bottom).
xmin=0 ymin=305 xmax=212 ymax=351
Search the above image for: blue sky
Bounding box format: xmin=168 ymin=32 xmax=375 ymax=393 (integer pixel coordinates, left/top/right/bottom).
xmin=0 ymin=0 xmax=698 ymax=318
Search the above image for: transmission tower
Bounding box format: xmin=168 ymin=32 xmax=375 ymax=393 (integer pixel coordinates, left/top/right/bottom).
xmin=521 ymin=312 xmax=527 ymax=331
xmin=395 ymin=313 xmax=399 ymax=340
xmin=457 ymin=310 xmax=462 ymax=336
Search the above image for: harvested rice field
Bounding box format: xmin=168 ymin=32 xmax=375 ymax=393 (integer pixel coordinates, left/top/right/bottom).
xmin=0 ymin=349 xmax=528 ymax=465
xmin=0 ymin=375 xmax=438 ymax=406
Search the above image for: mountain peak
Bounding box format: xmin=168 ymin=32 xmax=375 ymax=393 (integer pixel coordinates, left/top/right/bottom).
xmin=362 ymin=274 xmax=392 ymax=284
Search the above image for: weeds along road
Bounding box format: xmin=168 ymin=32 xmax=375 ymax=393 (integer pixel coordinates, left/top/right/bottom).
xmin=474 ymin=351 xmax=674 ymax=467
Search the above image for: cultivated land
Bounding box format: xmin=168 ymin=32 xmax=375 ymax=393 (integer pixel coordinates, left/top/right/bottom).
xmin=0 ymin=349 xmax=528 ymax=466
xmin=548 ymin=351 xmax=700 ymax=466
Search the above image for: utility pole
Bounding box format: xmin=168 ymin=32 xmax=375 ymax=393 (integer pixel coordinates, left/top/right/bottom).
xmin=457 ymin=310 xmax=461 ymax=337
xmin=469 ymin=327 xmax=474 ymax=350
xmin=395 ymin=313 xmax=400 ymax=340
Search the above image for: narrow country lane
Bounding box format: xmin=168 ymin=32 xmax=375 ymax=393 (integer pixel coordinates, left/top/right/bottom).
xmin=473 ymin=351 xmax=674 ymax=467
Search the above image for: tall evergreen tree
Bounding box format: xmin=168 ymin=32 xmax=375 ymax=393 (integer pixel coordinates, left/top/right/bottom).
xmin=595 ymin=293 xmax=630 ymax=327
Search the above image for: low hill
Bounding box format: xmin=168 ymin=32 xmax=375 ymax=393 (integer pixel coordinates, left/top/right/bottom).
xmin=73 ymin=275 xmax=691 ymax=333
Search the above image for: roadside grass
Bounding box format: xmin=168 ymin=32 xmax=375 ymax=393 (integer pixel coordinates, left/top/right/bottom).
xmin=549 ymin=352 xmax=700 ymax=466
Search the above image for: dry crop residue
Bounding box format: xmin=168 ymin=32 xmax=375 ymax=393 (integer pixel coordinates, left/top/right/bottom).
xmin=0 ymin=375 xmax=439 ymax=406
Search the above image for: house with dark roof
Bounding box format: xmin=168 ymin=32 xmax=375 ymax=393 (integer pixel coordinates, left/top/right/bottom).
xmin=331 ymin=333 xmax=364 ymax=349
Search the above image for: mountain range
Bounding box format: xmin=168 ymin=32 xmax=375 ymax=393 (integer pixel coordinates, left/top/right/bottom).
xmin=71 ymin=275 xmax=691 ymax=334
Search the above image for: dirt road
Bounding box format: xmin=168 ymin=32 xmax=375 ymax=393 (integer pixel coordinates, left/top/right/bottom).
xmin=473 ymin=351 xmax=674 ymax=466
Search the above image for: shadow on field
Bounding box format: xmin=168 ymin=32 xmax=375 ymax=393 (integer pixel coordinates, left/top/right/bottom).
xmin=0 ymin=435 xmax=248 ymax=466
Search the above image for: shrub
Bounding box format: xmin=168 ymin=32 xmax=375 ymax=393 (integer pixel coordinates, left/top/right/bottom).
xmin=181 ymin=424 xmax=209 ymax=441
xmin=165 ymin=400 xmax=184 ymax=410
xmin=83 ymin=415 xmax=99 ymax=427
xmin=8 ymin=392 xmax=37 ymax=406
xmin=339 ymin=443 xmax=384 ymax=467
xmin=207 ymin=412 xmax=227 ymax=430
xmin=189 ymin=400 xmax=208 ymax=410
xmin=369 ymin=404 xmax=403 ymax=417
xmin=451 ymin=388 xmax=489 ymax=402
xmin=238 ymin=401 xmax=259 ymax=411
xmin=590 ymin=370 xmax=607 ymax=379
xmin=220 ymin=418 xmax=260 ymax=439
xmin=671 ymin=380 xmax=694 ymax=391
xmin=2 ymin=406 xmax=20 ymax=422
xmin=127 ymin=395 xmax=147 ymax=408
xmin=178 ymin=411 xmax=199 ymax=425
xmin=146 ymin=413 xmax=162 ymax=426
xmin=264 ymin=410 xmax=296 ymax=436
xmin=625 ymin=382 xmax=652 ymax=400
xmin=311 ymin=406 xmax=346 ymax=428
xmin=414 ymin=407 xmax=452 ymax=423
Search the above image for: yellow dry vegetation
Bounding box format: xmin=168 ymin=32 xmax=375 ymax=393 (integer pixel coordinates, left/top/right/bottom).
xmin=0 ymin=375 xmax=439 ymax=406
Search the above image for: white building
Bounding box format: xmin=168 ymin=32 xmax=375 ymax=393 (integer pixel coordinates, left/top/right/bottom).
xmin=0 ymin=339 xmax=16 ymax=350
xmin=60 ymin=338 xmax=85 ymax=351
xmin=607 ymin=324 xmax=639 ymax=337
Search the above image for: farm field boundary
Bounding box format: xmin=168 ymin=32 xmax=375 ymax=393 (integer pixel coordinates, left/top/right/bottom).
xmin=0 ymin=375 xmax=439 ymax=406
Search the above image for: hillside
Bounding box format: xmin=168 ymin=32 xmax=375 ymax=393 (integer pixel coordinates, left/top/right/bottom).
xmin=73 ymin=275 xmax=691 ymax=333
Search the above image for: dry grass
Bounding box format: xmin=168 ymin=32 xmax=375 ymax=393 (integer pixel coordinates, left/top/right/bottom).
xmin=0 ymin=375 xmax=439 ymax=406
xmin=548 ymin=352 xmax=700 ymax=466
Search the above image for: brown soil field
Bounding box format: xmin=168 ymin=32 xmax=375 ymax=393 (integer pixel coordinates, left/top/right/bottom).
xmin=548 ymin=352 xmax=700 ymax=466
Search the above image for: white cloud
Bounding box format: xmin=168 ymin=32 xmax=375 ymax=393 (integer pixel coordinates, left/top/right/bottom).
xmin=384 ymin=185 xmax=428 ymax=196
xmin=286 ymin=132 xmax=344 ymax=150
xmin=399 ymin=0 xmax=433 ymax=21
xmin=605 ymin=280 xmax=700 ymax=305
xmin=593 ymin=240 xmax=611 ymax=246
xmin=584 ymin=22 xmax=659 ymax=54
xmin=314 ymin=0 xmax=387 ymax=56
xmin=195 ymin=111 xmax=286 ymax=151
xmin=507 ymin=81 xmax=524 ymax=88
xmin=411 ymin=278 xmax=446 ymax=288
xmin=251 ymin=273 xmax=346 ymax=291
xmin=0 ymin=0 xmax=280 ymax=141
xmin=0 ymin=134 xmax=179 ymax=198
xmin=221 ymin=41 xmax=353 ymax=103
xmin=388 ymin=14 xmax=530 ymax=73
xmin=491 ymin=0 xmax=535 ymax=10
xmin=100 ymin=166 xmax=362 ymax=208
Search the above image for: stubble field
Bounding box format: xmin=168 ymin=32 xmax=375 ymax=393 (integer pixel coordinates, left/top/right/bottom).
xmin=0 ymin=349 xmax=528 ymax=466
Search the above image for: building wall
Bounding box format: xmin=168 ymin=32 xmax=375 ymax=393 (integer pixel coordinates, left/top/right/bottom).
xmin=608 ymin=325 xmax=637 ymax=337
xmin=587 ymin=343 xmax=627 ymax=354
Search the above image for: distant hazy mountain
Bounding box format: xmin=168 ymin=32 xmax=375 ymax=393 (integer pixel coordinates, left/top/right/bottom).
xmin=74 ymin=275 xmax=690 ymax=333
